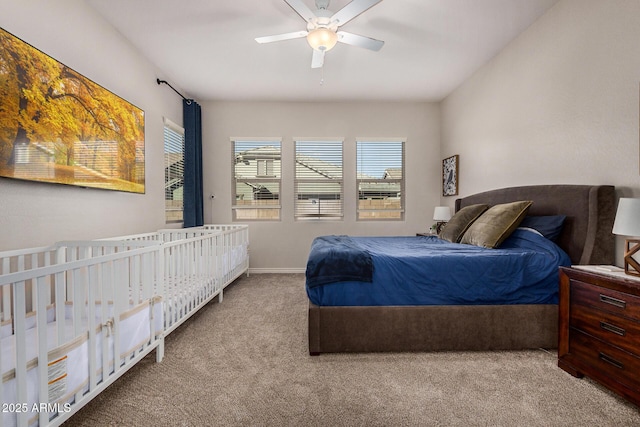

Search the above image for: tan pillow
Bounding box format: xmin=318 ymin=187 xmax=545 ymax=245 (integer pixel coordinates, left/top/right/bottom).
xmin=439 ymin=204 xmax=489 ymax=243
xmin=460 ymin=200 xmax=533 ymax=248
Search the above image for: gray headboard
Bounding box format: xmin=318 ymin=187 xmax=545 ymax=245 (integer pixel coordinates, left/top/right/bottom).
xmin=455 ymin=185 xmax=616 ymax=265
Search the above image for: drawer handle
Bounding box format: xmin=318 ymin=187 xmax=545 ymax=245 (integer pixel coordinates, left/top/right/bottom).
xmin=600 ymin=321 xmax=626 ymax=336
xmin=599 ymin=294 xmax=626 ymax=309
xmin=599 ymin=352 xmax=624 ymax=369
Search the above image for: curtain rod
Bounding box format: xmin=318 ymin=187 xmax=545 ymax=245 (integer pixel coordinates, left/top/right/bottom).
xmin=156 ymin=78 xmax=189 ymax=102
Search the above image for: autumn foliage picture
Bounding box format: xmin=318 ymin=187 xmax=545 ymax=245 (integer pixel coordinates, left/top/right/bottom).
xmin=0 ymin=27 xmax=145 ymax=193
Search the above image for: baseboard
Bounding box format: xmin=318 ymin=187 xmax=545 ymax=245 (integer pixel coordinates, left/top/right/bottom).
xmin=248 ymin=268 xmax=305 ymax=274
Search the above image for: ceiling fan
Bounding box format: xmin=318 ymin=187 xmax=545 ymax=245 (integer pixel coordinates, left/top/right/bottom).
xmin=255 ymin=0 xmax=385 ymax=69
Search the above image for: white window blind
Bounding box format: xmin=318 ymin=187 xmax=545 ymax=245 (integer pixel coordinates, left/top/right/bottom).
xmin=295 ymin=140 xmax=343 ymax=219
xmin=356 ymin=140 xmax=404 ymax=220
xmin=233 ymin=140 xmax=281 ymax=221
xmin=164 ymin=118 xmax=184 ymax=223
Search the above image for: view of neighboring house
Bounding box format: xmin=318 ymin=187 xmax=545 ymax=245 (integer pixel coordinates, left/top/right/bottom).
xmin=234 ymin=144 xmax=402 ymax=220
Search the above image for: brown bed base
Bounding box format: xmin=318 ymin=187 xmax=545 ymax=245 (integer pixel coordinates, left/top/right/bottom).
xmin=308 ymin=185 xmax=616 ymax=354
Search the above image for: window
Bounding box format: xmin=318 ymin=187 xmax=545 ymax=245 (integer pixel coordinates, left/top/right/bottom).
xmin=164 ymin=118 xmax=184 ymax=223
xmin=295 ymin=140 xmax=343 ymax=219
xmin=233 ymin=139 xmax=281 ymax=221
xmin=356 ymin=140 xmax=405 ymax=220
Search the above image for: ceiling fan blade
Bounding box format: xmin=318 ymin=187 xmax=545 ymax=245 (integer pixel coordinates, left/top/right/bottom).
xmin=331 ymin=0 xmax=383 ymax=27
xmin=337 ymin=31 xmax=384 ymax=51
xmin=255 ymin=31 xmax=308 ymax=44
xmin=284 ymin=0 xmax=317 ymax=23
xmin=311 ymin=49 xmax=325 ymax=68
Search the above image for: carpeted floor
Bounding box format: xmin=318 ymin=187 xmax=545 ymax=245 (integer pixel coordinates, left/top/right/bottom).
xmin=65 ymin=274 xmax=640 ymax=426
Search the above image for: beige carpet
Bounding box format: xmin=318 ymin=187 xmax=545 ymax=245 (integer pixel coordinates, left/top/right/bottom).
xmin=66 ymin=274 xmax=640 ymax=426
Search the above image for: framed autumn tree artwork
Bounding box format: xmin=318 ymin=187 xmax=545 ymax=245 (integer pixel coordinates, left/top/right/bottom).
xmin=0 ymin=27 xmax=145 ymax=193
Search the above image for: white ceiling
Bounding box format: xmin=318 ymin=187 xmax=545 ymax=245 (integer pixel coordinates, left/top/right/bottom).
xmin=86 ymin=0 xmax=559 ymax=102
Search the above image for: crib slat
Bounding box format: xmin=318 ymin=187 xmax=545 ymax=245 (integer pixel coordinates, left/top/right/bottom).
xmin=1 ymin=282 xmax=9 ymax=322
xmin=87 ymin=263 xmax=98 ymax=392
xmin=112 ymin=258 xmax=122 ymax=370
xmin=36 ymin=275 xmax=50 ymax=427
xmin=13 ymin=280 xmax=28 ymax=427
xmin=55 ymin=248 xmax=66 ymax=345
xmin=73 ymin=268 xmax=83 ymax=337
xmin=102 ymin=259 xmax=113 ymax=382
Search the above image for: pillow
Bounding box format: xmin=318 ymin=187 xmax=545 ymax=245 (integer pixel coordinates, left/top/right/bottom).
xmin=519 ymin=215 xmax=566 ymax=241
xmin=460 ymin=200 xmax=533 ymax=248
xmin=438 ymin=204 xmax=489 ymax=243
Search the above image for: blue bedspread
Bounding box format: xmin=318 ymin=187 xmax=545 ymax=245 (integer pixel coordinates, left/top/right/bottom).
xmin=306 ymin=235 xmax=373 ymax=288
xmin=305 ymin=229 xmax=571 ymax=306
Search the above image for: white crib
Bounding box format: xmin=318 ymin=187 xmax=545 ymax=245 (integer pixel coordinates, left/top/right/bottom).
xmin=0 ymin=241 xmax=164 ymax=427
xmin=198 ymin=225 xmax=250 ymax=291
xmin=101 ymin=225 xmax=249 ymax=334
xmin=0 ymin=224 xmax=249 ymax=426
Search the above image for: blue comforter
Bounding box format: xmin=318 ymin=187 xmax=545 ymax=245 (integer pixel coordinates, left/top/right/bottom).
xmin=306 ymin=235 xmax=373 ymax=288
xmin=305 ymin=229 xmax=571 ymax=306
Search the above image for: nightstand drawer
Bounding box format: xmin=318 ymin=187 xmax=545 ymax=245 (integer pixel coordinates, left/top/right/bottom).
xmin=571 ymin=279 xmax=640 ymax=319
xmin=570 ymin=304 xmax=640 ymax=355
xmin=559 ymin=267 xmax=640 ymax=408
xmin=569 ymin=329 xmax=640 ymax=390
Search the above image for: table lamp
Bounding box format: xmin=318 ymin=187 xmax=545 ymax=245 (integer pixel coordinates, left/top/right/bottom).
xmin=612 ymin=198 xmax=640 ymax=276
xmin=433 ymin=206 xmax=452 ymax=234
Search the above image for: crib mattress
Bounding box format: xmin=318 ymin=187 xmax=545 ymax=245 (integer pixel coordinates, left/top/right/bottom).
xmin=1 ymin=300 xmax=162 ymax=427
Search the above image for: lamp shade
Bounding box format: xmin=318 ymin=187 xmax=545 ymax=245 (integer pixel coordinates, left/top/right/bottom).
xmin=306 ymin=28 xmax=338 ymax=51
xmin=612 ymin=198 xmax=640 ymax=236
xmin=433 ymin=206 xmax=452 ymax=222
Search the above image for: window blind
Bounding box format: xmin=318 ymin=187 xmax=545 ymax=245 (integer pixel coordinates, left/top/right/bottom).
xmin=232 ymin=140 xmax=281 ymax=221
xmin=356 ymin=140 xmax=404 ymax=220
xmin=164 ymin=119 xmax=185 ymax=223
xmin=295 ymin=140 xmax=343 ymax=219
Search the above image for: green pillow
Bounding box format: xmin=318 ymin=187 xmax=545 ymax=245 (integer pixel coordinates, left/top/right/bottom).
xmin=439 ymin=204 xmax=489 ymax=243
xmin=460 ymin=201 xmax=533 ymax=248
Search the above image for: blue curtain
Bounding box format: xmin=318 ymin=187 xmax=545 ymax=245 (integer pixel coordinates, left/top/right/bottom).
xmin=183 ymin=99 xmax=203 ymax=227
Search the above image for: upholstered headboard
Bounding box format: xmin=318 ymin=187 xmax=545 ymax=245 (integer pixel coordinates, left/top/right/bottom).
xmin=455 ymin=185 xmax=616 ymax=265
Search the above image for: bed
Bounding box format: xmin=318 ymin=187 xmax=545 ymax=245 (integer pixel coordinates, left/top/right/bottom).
xmin=307 ymin=185 xmax=616 ymax=354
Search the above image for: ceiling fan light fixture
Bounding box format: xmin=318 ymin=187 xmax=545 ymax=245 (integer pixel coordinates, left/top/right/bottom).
xmin=306 ymin=27 xmax=338 ymax=51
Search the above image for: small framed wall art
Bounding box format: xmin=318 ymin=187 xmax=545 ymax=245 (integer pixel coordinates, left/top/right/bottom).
xmin=442 ymin=154 xmax=458 ymax=196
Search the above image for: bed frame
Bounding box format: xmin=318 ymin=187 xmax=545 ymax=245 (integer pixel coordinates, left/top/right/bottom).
xmin=308 ymin=185 xmax=616 ymax=354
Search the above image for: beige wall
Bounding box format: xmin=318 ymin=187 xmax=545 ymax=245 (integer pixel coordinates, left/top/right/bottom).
xmin=441 ymin=0 xmax=640 ymax=265
xmin=0 ymin=0 xmax=183 ymax=251
xmin=442 ymin=0 xmax=640 ymax=200
xmin=203 ymin=101 xmax=440 ymax=271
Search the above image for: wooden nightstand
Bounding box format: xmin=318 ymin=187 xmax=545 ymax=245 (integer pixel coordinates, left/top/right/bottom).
xmin=558 ymin=266 xmax=640 ymax=407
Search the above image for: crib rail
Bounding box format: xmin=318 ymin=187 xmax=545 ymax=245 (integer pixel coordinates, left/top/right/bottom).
xmin=0 ymin=246 xmax=60 ymax=325
xmin=0 ymin=243 xmax=163 ymax=427
xmin=161 ymin=233 xmax=221 ymax=334
xmin=201 ymin=225 xmax=250 ymax=288
xmin=100 ymin=225 xmax=249 ymax=334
